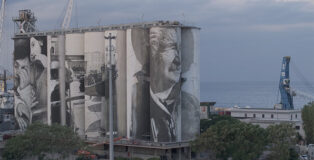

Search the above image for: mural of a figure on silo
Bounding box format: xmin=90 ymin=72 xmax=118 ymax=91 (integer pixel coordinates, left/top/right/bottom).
xmin=127 ymin=28 xmax=151 ymax=140
xmin=66 ymin=60 xmax=85 ymax=133
xmin=48 ymin=37 xmax=73 ymax=126
xmin=65 ymin=33 xmax=86 ymax=135
xmin=181 ymin=28 xmax=201 ymax=141
xmin=14 ymin=36 xmax=48 ymax=129
xmin=84 ymin=32 xmax=106 ymax=137
xmin=149 ymin=27 xmax=181 ymax=142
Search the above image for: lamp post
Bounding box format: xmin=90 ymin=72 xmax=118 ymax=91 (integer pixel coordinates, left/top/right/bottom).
xmin=105 ymin=33 xmax=116 ymax=160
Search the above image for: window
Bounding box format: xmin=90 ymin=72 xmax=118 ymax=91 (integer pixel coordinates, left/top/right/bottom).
xmin=271 ymin=114 xmax=274 ymax=119
xmin=245 ymin=113 xmax=247 ymax=118
xmin=262 ymin=114 xmax=265 ymax=118
xmin=50 ymin=47 xmax=55 ymax=55
xmin=295 ymin=126 xmax=300 ymax=130
xmin=253 ymin=114 xmax=256 ymax=118
xmin=295 ymin=114 xmax=297 ymax=119
xmin=291 ymin=115 xmax=292 ymax=120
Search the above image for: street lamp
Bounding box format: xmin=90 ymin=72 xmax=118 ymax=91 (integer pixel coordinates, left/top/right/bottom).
xmin=105 ymin=33 xmax=116 ymax=160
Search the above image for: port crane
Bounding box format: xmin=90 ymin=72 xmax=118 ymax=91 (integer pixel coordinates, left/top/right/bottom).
xmin=62 ymin=0 xmax=74 ymax=29
xmin=278 ymin=56 xmax=294 ymax=110
xmin=277 ymin=56 xmax=314 ymax=110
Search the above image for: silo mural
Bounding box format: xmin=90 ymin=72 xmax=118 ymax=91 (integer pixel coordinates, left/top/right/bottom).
xmin=65 ymin=33 xmax=86 ymax=136
xmin=13 ymin=22 xmax=200 ymax=142
xmin=105 ymin=30 xmax=127 ymax=137
xmin=14 ymin=36 xmax=48 ymax=130
xmin=149 ymin=27 xmax=181 ymax=142
xmin=47 ymin=35 xmax=56 ymax=125
xmin=181 ymin=28 xmax=200 ymax=141
xmin=126 ymin=28 xmax=151 ymax=140
xmin=84 ymin=32 xmax=106 ymax=137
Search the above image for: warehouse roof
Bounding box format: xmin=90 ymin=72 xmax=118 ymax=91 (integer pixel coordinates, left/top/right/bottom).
xmin=13 ymin=20 xmax=200 ymax=38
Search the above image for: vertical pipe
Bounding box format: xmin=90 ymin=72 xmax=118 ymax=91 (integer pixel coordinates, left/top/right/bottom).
xmin=58 ymin=35 xmax=66 ymax=126
xmin=115 ymin=31 xmax=127 ymax=137
xmin=3 ymin=70 xmax=6 ymax=92
xmin=47 ymin=36 xmax=52 ymax=126
xmin=108 ymin=33 xmax=114 ymax=160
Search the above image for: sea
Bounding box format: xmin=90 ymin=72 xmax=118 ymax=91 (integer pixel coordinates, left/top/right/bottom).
xmin=7 ymin=81 xmax=314 ymax=109
xmin=200 ymin=81 xmax=314 ymax=109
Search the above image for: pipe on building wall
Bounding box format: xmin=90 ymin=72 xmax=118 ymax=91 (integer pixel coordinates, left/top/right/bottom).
xmin=58 ymin=35 xmax=66 ymax=126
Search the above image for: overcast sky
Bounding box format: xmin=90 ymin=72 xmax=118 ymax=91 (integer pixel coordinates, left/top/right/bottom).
xmin=2 ymin=0 xmax=314 ymax=83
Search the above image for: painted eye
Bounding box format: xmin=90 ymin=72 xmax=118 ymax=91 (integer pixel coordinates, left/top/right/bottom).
xmin=31 ymin=42 xmax=35 ymax=47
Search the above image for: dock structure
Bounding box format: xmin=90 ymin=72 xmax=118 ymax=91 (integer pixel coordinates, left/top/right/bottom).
xmin=12 ymin=20 xmax=201 ymax=159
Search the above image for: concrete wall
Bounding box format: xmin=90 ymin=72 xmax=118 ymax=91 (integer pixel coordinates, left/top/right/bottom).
xmin=65 ymin=33 xmax=85 ymax=136
xmin=126 ymin=28 xmax=151 ymax=140
xmin=107 ymin=30 xmax=127 ymax=137
xmin=231 ymin=108 xmax=305 ymax=137
xmin=149 ymin=27 xmax=182 ymax=142
xmin=13 ymin=24 xmax=201 ymax=142
xmin=181 ymin=28 xmax=200 ymax=141
xmin=231 ymin=109 xmax=301 ymax=121
xmin=14 ymin=36 xmax=48 ymax=130
xmin=84 ymin=32 xmax=106 ymax=138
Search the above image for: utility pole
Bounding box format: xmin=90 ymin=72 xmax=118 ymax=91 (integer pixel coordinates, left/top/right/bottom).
xmin=105 ymin=33 xmax=116 ymax=160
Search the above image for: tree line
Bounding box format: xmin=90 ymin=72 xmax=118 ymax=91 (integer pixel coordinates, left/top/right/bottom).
xmin=192 ymin=115 xmax=299 ymax=160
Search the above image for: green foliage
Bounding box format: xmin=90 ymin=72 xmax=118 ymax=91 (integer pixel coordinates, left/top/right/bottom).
xmin=289 ymin=148 xmax=299 ymax=160
xmin=115 ymin=158 xmax=143 ymax=160
xmin=3 ymin=123 xmax=86 ymax=160
xmin=194 ymin=115 xmax=299 ymax=160
xmin=200 ymin=115 xmax=238 ymax=133
xmin=76 ymin=156 xmax=93 ymax=160
xmin=192 ymin=119 xmax=268 ymax=160
xmin=147 ymin=158 xmax=160 ymax=160
xmin=302 ymin=102 xmax=314 ymax=144
xmin=266 ymin=123 xmax=297 ymax=160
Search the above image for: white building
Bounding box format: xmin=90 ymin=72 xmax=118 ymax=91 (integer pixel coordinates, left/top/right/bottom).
xmin=308 ymin=144 xmax=314 ymax=160
xmin=230 ymin=107 xmax=305 ymax=137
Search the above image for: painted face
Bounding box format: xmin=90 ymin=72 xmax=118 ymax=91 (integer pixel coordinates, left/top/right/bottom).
xmin=14 ymin=57 xmax=31 ymax=90
xmin=30 ymin=37 xmax=42 ymax=62
xmin=150 ymin=28 xmax=181 ymax=86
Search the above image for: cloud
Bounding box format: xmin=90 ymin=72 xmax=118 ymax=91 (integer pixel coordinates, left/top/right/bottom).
xmin=248 ymin=23 xmax=314 ymax=32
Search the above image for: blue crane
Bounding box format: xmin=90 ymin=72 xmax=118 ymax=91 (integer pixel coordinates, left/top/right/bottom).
xmin=279 ymin=56 xmax=294 ymax=110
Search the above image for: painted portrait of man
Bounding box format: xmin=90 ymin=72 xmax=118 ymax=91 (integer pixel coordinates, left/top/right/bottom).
xmin=149 ymin=27 xmax=181 ymax=142
xmin=181 ymin=28 xmax=201 ymax=141
xmin=129 ymin=28 xmax=151 ymax=140
xmin=14 ymin=36 xmax=48 ymax=129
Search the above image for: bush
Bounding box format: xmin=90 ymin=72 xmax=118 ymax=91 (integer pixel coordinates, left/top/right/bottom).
xmin=3 ymin=123 xmax=86 ymax=160
xmin=147 ymin=158 xmax=160 ymax=160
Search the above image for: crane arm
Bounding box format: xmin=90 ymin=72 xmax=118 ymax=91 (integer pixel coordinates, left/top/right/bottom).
xmin=290 ymin=88 xmax=314 ymax=101
xmin=62 ymin=0 xmax=73 ymax=29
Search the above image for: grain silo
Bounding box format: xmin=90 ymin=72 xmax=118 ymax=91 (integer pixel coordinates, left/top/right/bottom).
xmin=13 ymin=21 xmax=200 ymax=143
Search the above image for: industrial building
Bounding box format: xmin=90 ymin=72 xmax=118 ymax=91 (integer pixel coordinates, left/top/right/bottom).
xmin=12 ymin=17 xmax=201 ymax=158
xmin=230 ymin=107 xmax=305 ymax=137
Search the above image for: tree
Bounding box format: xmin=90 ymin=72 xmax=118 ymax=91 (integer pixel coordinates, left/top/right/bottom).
xmin=192 ymin=120 xmax=268 ymax=160
xmin=302 ymin=102 xmax=314 ymax=144
xmin=266 ymin=123 xmax=297 ymax=160
xmin=3 ymin=123 xmax=86 ymax=160
xmin=200 ymin=115 xmax=237 ymax=133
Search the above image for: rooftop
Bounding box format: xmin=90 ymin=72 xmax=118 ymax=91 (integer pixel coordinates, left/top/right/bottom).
xmin=13 ymin=21 xmax=200 ymax=38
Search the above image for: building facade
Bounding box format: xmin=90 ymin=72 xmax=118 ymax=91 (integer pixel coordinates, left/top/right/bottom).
xmin=13 ymin=21 xmax=201 ymax=143
xmin=230 ymin=107 xmax=305 ymax=137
